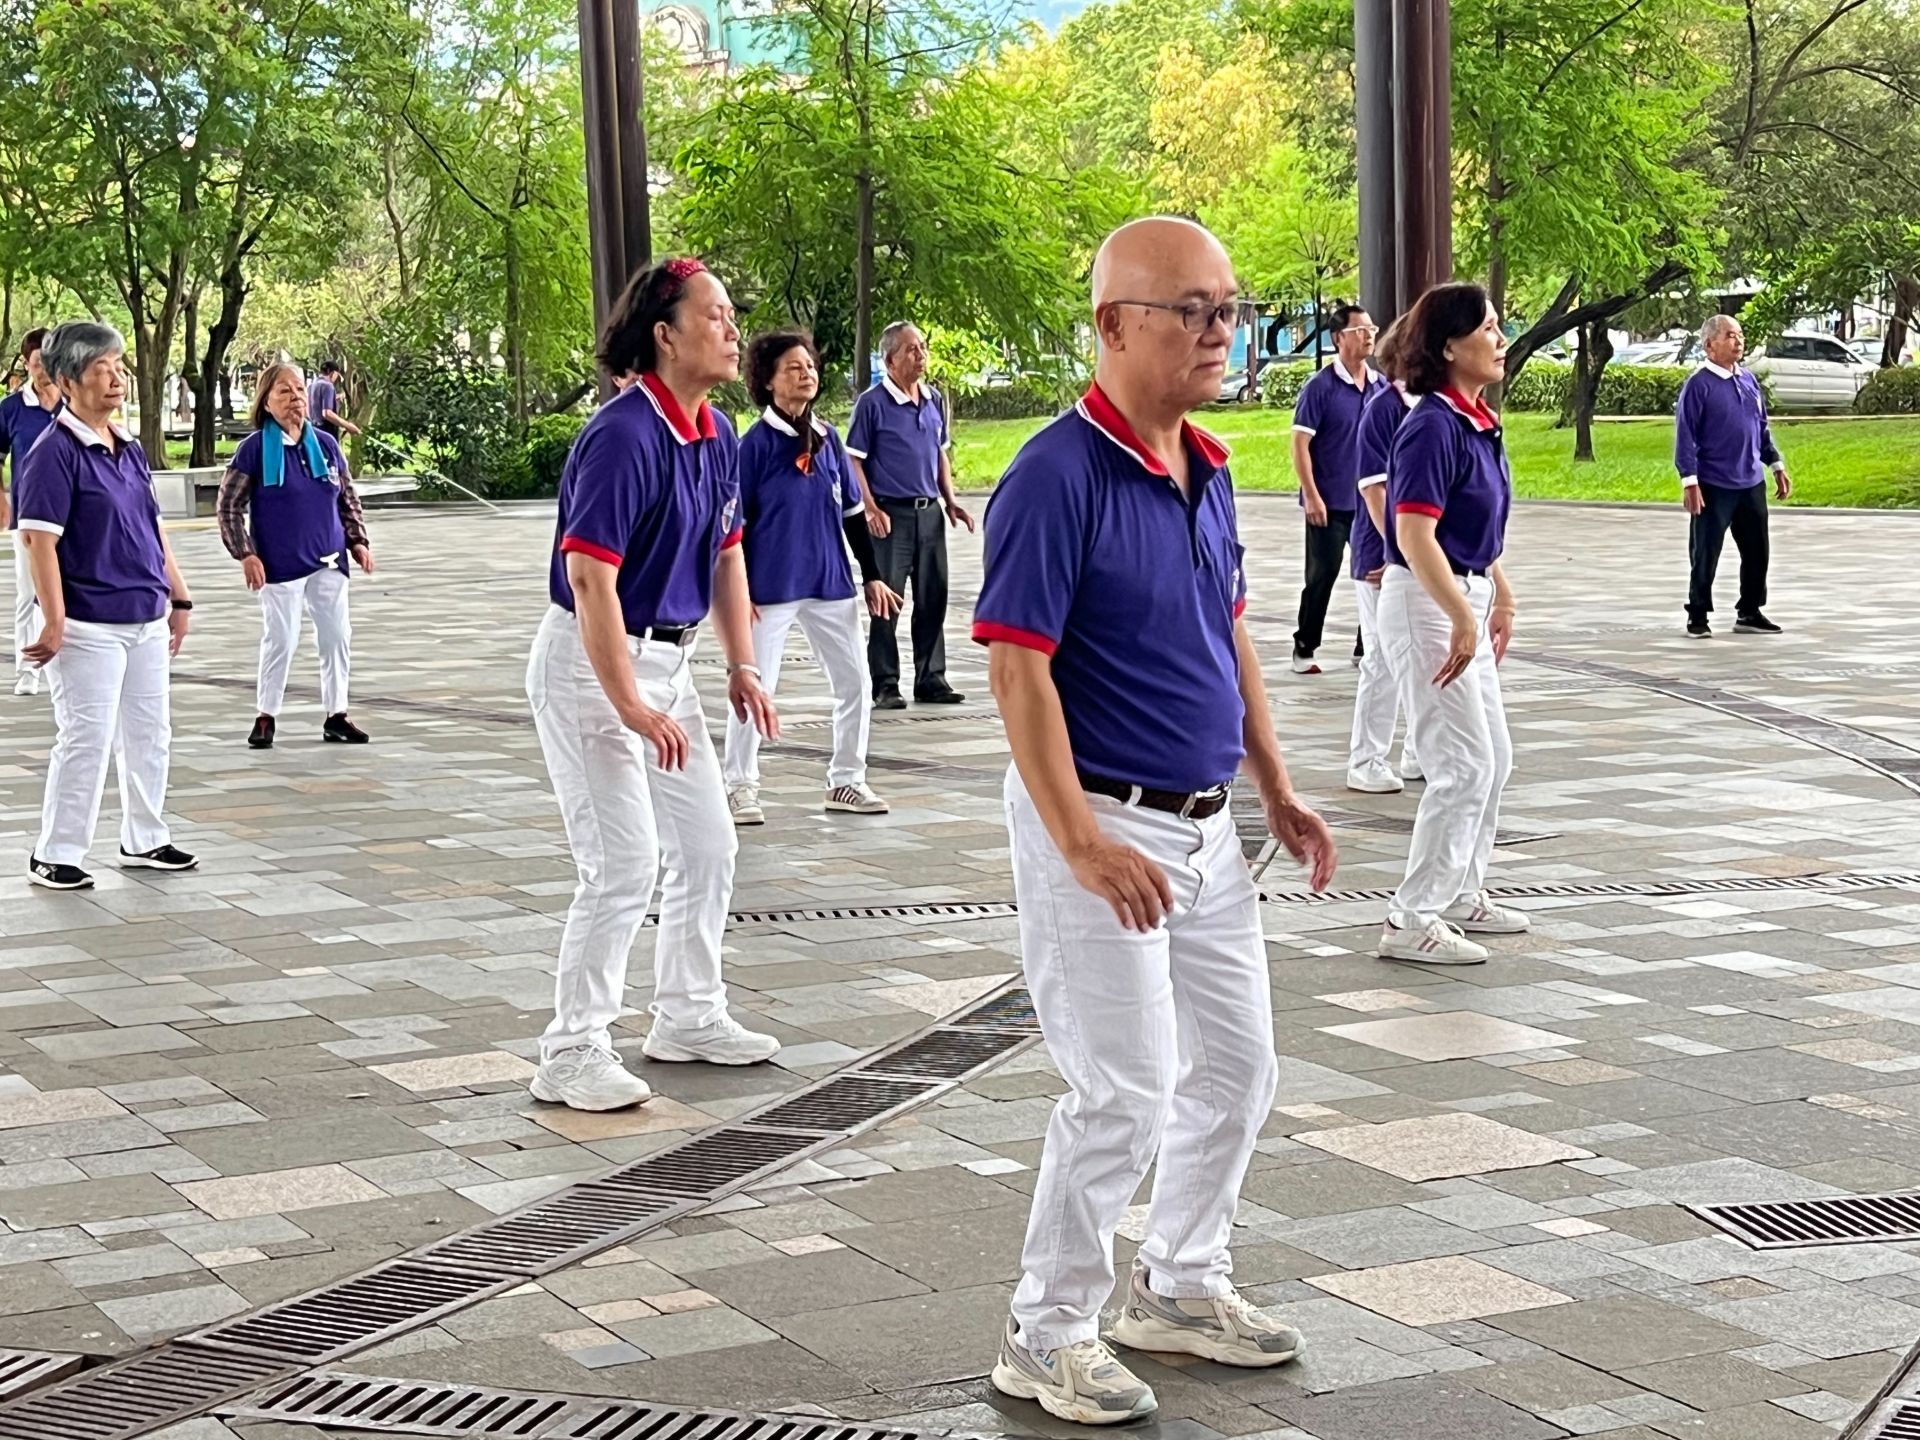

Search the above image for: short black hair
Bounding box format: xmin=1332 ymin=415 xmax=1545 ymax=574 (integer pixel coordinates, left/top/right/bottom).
xmin=20 ymin=327 xmax=47 ymax=359
xmin=1329 ymin=302 xmax=1368 ymax=335
xmin=318 ymin=359 xmax=342 ymax=376
xmin=746 ymin=330 xmax=820 ymax=410
xmin=1398 ymin=282 xmax=1491 ymax=395
xmin=599 ymin=258 xmax=709 ymax=377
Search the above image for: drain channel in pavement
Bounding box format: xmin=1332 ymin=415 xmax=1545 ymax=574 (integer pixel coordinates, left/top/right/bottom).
xmin=0 ymin=1350 xmax=82 ymax=1403
xmin=1690 ymin=1193 xmax=1920 ymax=1249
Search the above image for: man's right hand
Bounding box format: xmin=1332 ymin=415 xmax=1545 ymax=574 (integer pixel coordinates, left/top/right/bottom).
xmin=1304 ymin=492 xmax=1329 ymax=527
xmin=242 ymin=556 xmax=267 ymax=590
xmin=1683 ymin=486 xmax=1704 ymax=516
xmin=1066 ymin=833 xmax=1174 ymax=932
xmin=865 ymin=502 xmax=892 ymax=539
xmin=623 ymin=703 xmax=690 ymax=770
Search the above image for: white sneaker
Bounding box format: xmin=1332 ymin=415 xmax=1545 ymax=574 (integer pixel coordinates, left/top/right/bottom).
xmin=824 ymin=782 xmax=889 ymax=814
xmin=529 ymin=1044 xmax=652 ymax=1111
xmin=1399 ymin=755 xmax=1423 ymax=781
xmin=1345 ymin=761 xmax=1404 ymax=794
xmin=727 ymin=785 xmax=764 ymax=826
xmin=1108 ymin=1266 xmax=1303 ymax=1368
xmin=1379 ymin=918 xmax=1490 ymax=965
xmin=1443 ymin=890 xmax=1532 ymax=934
xmin=642 ymin=1012 xmax=780 ymax=1065
xmin=13 ymin=671 xmax=38 ymax=696
xmin=990 ymin=1319 xmax=1157 ymax=1425
xmin=1290 ymin=652 xmax=1321 ymax=675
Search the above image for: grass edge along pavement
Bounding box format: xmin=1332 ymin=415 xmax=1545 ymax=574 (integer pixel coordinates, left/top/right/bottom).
xmin=949 ymin=408 xmax=1920 ymax=509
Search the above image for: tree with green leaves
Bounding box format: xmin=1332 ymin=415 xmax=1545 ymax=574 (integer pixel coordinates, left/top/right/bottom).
xmin=1208 ymin=142 xmax=1357 ymax=367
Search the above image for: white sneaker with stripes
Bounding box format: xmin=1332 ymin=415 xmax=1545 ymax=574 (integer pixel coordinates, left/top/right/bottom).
xmin=1378 ymin=918 xmax=1489 ymax=965
xmin=825 ymin=782 xmax=889 ymax=814
xmin=1442 ymin=890 xmax=1532 ymax=934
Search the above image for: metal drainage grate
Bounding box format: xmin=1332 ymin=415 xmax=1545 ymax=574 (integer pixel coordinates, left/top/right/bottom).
xmin=191 ymin=1260 xmax=511 ymax=1361
xmin=746 ymin=1074 xmax=942 ymax=1133
xmin=1690 ymin=1192 xmax=1920 ymax=1249
xmin=948 ymin=986 xmax=1041 ymax=1032
xmin=593 ymin=1127 xmax=821 ymax=1197
xmin=1257 ymin=869 xmax=1920 ymax=907
xmin=0 ymin=1350 xmax=83 ymax=1402
xmin=725 ymin=901 xmax=1018 ymax=925
xmin=863 ymin=1026 xmax=1029 ymax=1080
xmin=416 ymin=1186 xmax=692 ymax=1275
xmin=1862 ymin=1398 xmax=1920 ymax=1439
xmin=0 ymin=1342 xmax=294 ymax=1440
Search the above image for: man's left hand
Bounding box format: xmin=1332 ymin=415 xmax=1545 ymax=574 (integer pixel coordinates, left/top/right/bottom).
xmin=1264 ymin=792 xmax=1337 ymax=891
xmin=1774 ymin=466 xmax=1792 ymax=501
xmin=729 ymin=668 xmax=780 ymax=740
xmin=945 ymin=500 xmax=974 ymax=533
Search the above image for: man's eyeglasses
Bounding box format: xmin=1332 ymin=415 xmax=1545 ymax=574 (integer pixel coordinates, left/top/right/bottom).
xmin=1109 ymin=298 xmax=1257 ymax=334
xmin=1341 ymin=324 xmax=1380 ymax=338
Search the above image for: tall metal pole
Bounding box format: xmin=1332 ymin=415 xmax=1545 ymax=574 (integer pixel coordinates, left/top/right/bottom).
xmin=580 ymin=0 xmax=627 ymax=348
xmin=1391 ymin=0 xmax=1452 ymax=306
xmin=1354 ymin=0 xmax=1397 ymax=323
xmin=610 ymin=0 xmax=651 ymax=273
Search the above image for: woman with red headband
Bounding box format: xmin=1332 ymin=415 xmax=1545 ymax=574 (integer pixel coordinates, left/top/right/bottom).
xmin=525 ymin=258 xmax=782 ymax=1112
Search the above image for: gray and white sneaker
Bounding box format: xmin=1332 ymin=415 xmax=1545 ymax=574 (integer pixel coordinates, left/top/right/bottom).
xmin=529 ymin=1044 xmax=651 ymax=1111
xmin=1442 ymin=889 xmax=1531 ymax=934
xmin=1107 ymin=1266 xmax=1303 ymax=1368
xmin=728 ymin=784 xmax=764 ymax=826
xmin=1378 ymin=917 xmax=1489 ymax=965
xmin=642 ymin=1012 xmax=780 ymax=1065
xmin=990 ymin=1318 xmax=1157 ymax=1425
xmin=825 ymin=782 xmax=889 ymax=814
xmin=1345 ymin=760 xmax=1403 ymax=794
xmin=13 ymin=670 xmax=39 ymax=696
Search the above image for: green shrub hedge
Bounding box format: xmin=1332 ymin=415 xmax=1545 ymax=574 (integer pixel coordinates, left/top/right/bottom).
xmin=1854 ymin=365 xmax=1920 ymax=414
xmin=1257 ymin=362 xmax=1317 ymax=408
xmin=1500 ymin=362 xmax=1695 ymax=416
xmin=951 ymin=380 xmax=1067 ymax=420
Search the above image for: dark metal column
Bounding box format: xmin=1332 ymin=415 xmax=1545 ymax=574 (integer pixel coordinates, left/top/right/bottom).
xmin=580 ymin=0 xmax=627 ymax=342
xmin=610 ymin=0 xmax=651 ymax=275
xmin=1390 ymin=0 xmax=1453 ymax=306
xmin=1354 ymin=0 xmax=1397 ymax=323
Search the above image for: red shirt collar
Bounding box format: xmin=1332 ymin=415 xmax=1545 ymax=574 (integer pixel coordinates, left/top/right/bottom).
xmin=1434 ymin=387 xmax=1499 ymax=432
xmin=638 ymin=372 xmax=719 ymax=444
xmin=1077 ymin=383 xmax=1231 ymax=476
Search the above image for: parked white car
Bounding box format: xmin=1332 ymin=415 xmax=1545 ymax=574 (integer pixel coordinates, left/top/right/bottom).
xmin=1616 ymin=329 xmax=1871 ymax=411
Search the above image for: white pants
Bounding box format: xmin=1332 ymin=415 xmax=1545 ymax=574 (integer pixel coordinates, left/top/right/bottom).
xmin=1006 ymin=767 xmax=1278 ymax=1351
xmin=1379 ymin=568 xmax=1512 ymax=927
xmin=526 ymin=606 xmax=736 ymax=1057
xmin=257 ymin=566 xmax=351 ymax=717
xmin=1348 ymin=579 xmax=1416 ymax=772
xmin=37 ymin=618 xmax=173 ymax=866
xmin=13 ymin=539 xmax=37 ymax=674
xmin=722 ymin=597 xmax=871 ymax=789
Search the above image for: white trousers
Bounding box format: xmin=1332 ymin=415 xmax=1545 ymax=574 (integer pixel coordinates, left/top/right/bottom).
xmin=257 ymin=566 xmax=351 ymax=717
xmin=13 ymin=539 xmax=37 ymax=675
xmin=722 ymin=596 xmax=871 ymax=789
xmin=1006 ymin=767 xmax=1278 ymax=1351
xmin=1348 ymin=579 xmax=1417 ymax=772
xmin=37 ymin=618 xmax=173 ymax=866
xmin=1378 ymin=568 xmax=1512 ymax=927
xmin=526 ymin=606 xmax=736 ymax=1057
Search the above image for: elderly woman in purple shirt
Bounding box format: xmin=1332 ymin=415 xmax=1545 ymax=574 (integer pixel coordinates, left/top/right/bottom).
xmin=14 ymin=321 xmax=197 ymax=890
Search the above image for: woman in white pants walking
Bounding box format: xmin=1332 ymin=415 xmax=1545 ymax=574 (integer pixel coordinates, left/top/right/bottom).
xmin=526 ymin=257 xmax=783 ymax=1113
xmin=1347 ymin=318 xmax=1418 ymax=794
xmin=2 ymin=328 xmax=59 ymax=696
xmin=15 ymin=322 xmax=198 ymax=890
xmin=1376 ymin=283 xmax=1530 ymax=965
xmin=218 ymin=361 xmax=374 ymax=750
xmin=723 ymin=331 xmax=903 ymax=824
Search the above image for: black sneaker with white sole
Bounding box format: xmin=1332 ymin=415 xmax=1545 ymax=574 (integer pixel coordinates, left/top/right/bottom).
xmin=29 ymin=857 xmax=92 ymax=889
xmin=120 ymin=844 xmax=198 ymax=871
xmin=1686 ymin=617 xmax=1711 ymax=638
xmin=1734 ymin=611 xmax=1782 ymax=634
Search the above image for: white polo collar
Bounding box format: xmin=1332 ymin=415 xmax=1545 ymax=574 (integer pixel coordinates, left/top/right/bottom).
xmin=881 ymin=373 xmax=923 ymax=405
xmin=1702 ymin=360 xmax=1738 ymax=380
xmin=20 ymin=382 xmax=51 ymax=412
xmin=1333 ymin=356 xmax=1373 ymax=389
xmin=55 ymin=407 xmax=132 ymax=449
xmin=760 ymin=406 xmax=828 ymax=438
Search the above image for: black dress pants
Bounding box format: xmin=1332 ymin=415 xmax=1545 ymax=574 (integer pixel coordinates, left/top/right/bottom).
xmin=1688 ymin=483 xmax=1769 ymax=620
xmin=1294 ymin=508 xmax=1355 ymax=656
xmin=868 ymin=498 xmax=950 ymax=696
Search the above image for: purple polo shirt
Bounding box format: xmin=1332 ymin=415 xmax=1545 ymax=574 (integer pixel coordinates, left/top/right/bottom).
xmin=230 ymin=427 xmax=352 ymax=585
xmin=1292 ymin=359 xmax=1389 ymax=512
xmin=1352 ymin=385 xmax=1415 ymax=580
xmin=972 ymin=384 xmax=1248 ymax=793
xmin=737 ymin=410 xmax=859 ymax=605
xmin=1386 ymin=389 xmax=1511 ymax=574
xmin=845 ymin=377 xmax=948 ymax=501
xmin=549 ymin=372 xmax=742 ymax=631
xmin=1675 ymin=364 xmax=1779 ymax=490
xmin=307 ymin=377 xmax=339 ymax=424
xmin=13 ymin=410 xmax=169 ymax=625
xmin=0 ymin=386 xmax=58 ymax=531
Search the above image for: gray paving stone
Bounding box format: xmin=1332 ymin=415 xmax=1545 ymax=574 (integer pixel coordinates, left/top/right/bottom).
xmin=1699 ymin=1286 xmax=1920 ymax=1359
xmin=697 ymin=1248 xmax=930 ymax=1319
xmin=95 ymin=1280 xmax=250 ymax=1338
xmin=768 ymin=1282 xmax=1017 ymax=1390
xmin=1490 ymin=1296 xmax=1765 ymax=1371
xmin=1264 ymin=1374 xmax=1565 ymax=1439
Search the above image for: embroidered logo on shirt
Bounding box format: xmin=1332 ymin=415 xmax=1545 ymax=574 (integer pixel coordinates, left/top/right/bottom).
xmin=830 ymin=479 xmax=843 ymax=507
xmin=721 ymin=496 xmax=739 ymax=533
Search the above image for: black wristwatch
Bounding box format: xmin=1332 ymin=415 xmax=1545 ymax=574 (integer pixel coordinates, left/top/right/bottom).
xmin=170 ymin=599 xmax=194 ymax=612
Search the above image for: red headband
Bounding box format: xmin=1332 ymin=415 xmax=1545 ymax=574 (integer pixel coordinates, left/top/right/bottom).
xmin=653 ymin=257 xmax=708 ymax=304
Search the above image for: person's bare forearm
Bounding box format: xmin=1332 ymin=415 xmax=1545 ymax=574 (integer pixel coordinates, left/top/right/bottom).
xmin=1490 ymin=559 xmax=1515 ymax=610
xmin=1233 ymin=619 xmax=1296 ymax=804
xmin=1361 ymin=485 xmax=1387 ymax=536
xmin=937 ymin=451 xmax=958 ymax=506
xmin=711 ymin=546 xmax=755 ymax=668
xmin=1291 ymin=433 xmax=1319 ymax=503
xmin=989 ymin=644 xmax=1101 ymax=857
xmin=159 ymin=528 xmax=190 ymax=603
xmin=849 ymin=455 xmax=876 ymax=507
xmin=565 ymin=555 xmax=646 ymax=726
xmin=21 ymin=533 xmax=63 ymax=624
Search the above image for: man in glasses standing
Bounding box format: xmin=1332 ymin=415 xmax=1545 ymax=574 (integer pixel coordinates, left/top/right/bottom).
xmin=1288 ymin=305 xmax=1387 ymax=675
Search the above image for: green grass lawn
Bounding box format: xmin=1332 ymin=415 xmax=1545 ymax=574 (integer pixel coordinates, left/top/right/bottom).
xmin=949 ymin=407 xmax=1920 ymax=509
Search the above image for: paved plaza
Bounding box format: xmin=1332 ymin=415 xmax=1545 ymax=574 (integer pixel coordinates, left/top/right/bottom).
xmin=8 ymin=495 xmax=1920 ymax=1440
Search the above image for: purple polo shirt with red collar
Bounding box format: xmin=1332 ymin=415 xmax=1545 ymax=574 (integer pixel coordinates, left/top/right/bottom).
xmin=549 ymin=372 xmax=742 ymax=630
xmin=0 ymin=385 xmax=58 ymax=530
xmin=737 ymin=409 xmax=860 ymax=605
xmin=1385 ymin=388 xmax=1511 ymax=574
xmin=1292 ymin=358 xmax=1389 ymax=512
xmin=845 ymin=376 xmax=948 ymax=500
xmin=1351 ymin=385 xmax=1415 ymax=579
xmin=13 ymin=409 xmax=170 ymax=625
xmin=972 ymin=385 xmax=1249 ymax=794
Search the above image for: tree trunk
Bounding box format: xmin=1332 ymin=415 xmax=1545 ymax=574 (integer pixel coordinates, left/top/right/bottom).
xmin=505 ymin=211 xmax=527 ymax=422
xmin=1570 ymin=319 xmax=1613 ymax=461
xmin=1884 ymin=273 xmax=1919 ymax=367
xmin=192 ymin=256 xmax=246 ymax=467
xmin=1312 ymin=283 xmax=1324 ymax=366
xmin=1485 ymin=151 xmax=1508 ymax=407
xmin=854 ymin=169 xmax=875 ymax=392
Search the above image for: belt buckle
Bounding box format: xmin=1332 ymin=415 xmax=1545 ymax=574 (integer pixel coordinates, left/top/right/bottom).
xmin=1182 ymin=785 xmax=1226 ymax=819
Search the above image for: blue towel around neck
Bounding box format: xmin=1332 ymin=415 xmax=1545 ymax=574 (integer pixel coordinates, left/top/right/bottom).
xmin=262 ymin=420 xmax=330 ymax=488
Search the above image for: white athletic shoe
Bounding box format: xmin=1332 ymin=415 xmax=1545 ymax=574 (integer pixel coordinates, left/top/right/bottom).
xmin=1108 ymin=1266 xmax=1303 ymax=1367
xmin=728 ymin=785 xmax=764 ymax=826
xmin=641 ymin=1012 xmax=780 ymax=1065
xmin=824 ymin=782 xmax=889 ymax=814
xmin=13 ymin=671 xmax=39 ymax=696
xmin=990 ymin=1319 xmax=1157 ymax=1425
xmin=1379 ymin=917 xmax=1490 ymax=965
xmin=1443 ymin=890 xmax=1532 ymax=934
xmin=1399 ymin=755 xmax=1424 ymax=781
xmin=1290 ymin=652 xmax=1321 ymax=675
xmin=529 ymin=1044 xmax=652 ymax=1111
xmin=1345 ymin=761 xmax=1404 ymax=794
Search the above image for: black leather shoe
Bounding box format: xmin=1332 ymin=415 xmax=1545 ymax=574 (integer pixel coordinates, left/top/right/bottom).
xmin=324 ymin=713 xmax=370 ymax=743
xmin=1734 ymin=612 xmax=1781 ymax=634
xmin=914 ymin=687 xmax=965 ymax=705
xmin=248 ymin=715 xmax=275 ymax=749
xmin=872 ymin=688 xmax=907 ymax=711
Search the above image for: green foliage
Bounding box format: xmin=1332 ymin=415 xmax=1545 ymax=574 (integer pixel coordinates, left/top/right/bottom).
xmin=1209 ymin=145 xmax=1356 ymax=313
xmin=510 ymin=412 xmax=590 ymax=497
xmin=1256 ymin=362 xmax=1317 ymax=408
xmin=1854 ymin=367 xmax=1920 ymax=415
xmin=1502 ymin=364 xmax=1571 ymax=413
xmin=372 ymin=348 xmax=520 ymax=494
xmin=1500 ymin=364 xmax=1694 ymax=417
xmin=952 ymin=382 xmax=1066 ymax=420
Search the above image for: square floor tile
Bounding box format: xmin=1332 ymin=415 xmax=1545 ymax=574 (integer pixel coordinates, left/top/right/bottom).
xmin=1306 ymin=1255 xmax=1572 ymax=1327
xmin=1321 ymin=1013 xmax=1577 ymax=1063
xmin=1293 ymin=1113 xmax=1593 ymax=1181
xmin=369 ymin=1050 xmax=537 ymax=1091
xmin=173 ymin=1163 xmax=386 ymax=1219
